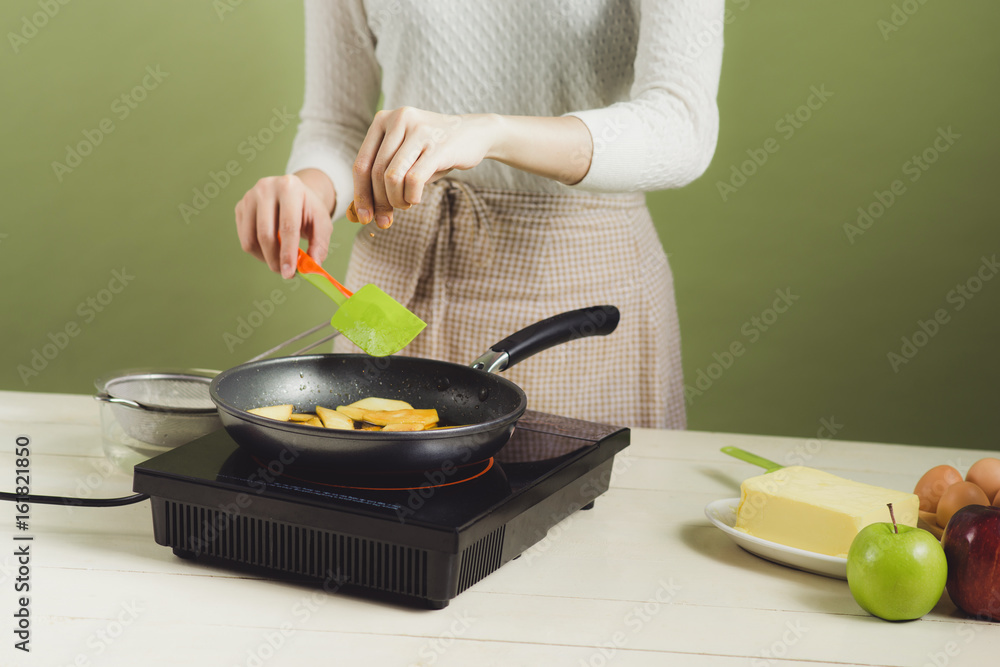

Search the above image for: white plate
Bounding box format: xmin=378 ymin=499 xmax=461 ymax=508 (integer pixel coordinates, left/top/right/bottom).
xmin=704 ymin=498 xmax=847 ymax=580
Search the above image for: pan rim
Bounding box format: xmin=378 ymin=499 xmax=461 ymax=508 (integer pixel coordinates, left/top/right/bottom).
xmin=209 ymin=352 xmax=528 ymax=440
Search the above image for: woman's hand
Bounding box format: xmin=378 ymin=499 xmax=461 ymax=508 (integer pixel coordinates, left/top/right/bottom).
xmin=348 ymin=108 xmax=594 ymax=228
xmin=349 ymin=107 xmax=499 ymax=228
xmin=234 ymin=169 xmax=336 ymax=279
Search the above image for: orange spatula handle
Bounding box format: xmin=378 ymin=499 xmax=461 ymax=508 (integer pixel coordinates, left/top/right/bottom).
xmin=296 ymin=249 xmax=353 ymax=299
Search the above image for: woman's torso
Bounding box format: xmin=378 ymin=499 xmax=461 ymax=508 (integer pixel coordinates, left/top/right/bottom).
xmin=363 ymin=0 xmax=640 ymax=194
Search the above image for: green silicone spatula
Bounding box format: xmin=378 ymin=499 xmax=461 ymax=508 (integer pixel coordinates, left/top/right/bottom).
xmin=720 ymin=446 xmax=784 ymax=473
xmin=295 ymin=249 xmax=426 ymax=357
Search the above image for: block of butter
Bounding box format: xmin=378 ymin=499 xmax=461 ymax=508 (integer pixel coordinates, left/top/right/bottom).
xmin=735 ymin=466 xmax=919 ymax=557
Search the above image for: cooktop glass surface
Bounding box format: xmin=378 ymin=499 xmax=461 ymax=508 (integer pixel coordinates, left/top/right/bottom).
xmin=136 ymin=411 xmax=627 ymax=528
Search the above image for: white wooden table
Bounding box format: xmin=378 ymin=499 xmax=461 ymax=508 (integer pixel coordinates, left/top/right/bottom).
xmin=0 ymin=390 xmax=997 ymax=666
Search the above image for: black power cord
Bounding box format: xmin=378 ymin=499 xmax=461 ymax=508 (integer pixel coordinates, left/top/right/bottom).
xmin=0 ymin=491 xmax=149 ymax=507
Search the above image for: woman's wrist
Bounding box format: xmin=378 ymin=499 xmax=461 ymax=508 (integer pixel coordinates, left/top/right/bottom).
xmin=483 ymin=114 xmax=593 ymax=186
xmin=294 ymin=168 xmax=337 ymax=216
xmin=483 ymin=113 xmax=510 ymax=163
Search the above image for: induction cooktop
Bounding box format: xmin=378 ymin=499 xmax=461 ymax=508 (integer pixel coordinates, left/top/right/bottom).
xmin=132 ymin=410 xmax=629 ymax=608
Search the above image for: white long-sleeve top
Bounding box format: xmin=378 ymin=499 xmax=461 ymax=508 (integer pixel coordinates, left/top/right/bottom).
xmin=286 ymin=0 xmax=724 ymax=221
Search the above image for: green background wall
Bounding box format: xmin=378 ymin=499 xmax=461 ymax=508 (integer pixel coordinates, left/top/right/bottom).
xmin=1 ymin=1 xmax=997 ymax=449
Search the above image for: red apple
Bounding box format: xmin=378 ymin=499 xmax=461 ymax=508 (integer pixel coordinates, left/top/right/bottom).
xmin=941 ymin=504 xmax=1000 ymax=621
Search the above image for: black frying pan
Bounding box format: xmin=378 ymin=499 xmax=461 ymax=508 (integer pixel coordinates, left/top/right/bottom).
xmin=209 ymin=306 xmax=619 ymax=472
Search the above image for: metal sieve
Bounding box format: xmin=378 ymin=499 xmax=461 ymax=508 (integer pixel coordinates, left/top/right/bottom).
xmin=94 ymin=319 xmax=341 ymax=451
xmin=94 ymin=369 xmax=222 ymax=448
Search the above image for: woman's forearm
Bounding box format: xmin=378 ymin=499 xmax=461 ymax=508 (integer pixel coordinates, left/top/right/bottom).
xmin=486 ymin=115 xmax=594 ymax=186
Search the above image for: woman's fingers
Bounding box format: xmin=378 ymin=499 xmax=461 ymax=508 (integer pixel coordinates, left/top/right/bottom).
xmin=352 ymin=113 xmax=389 ymax=225
xmin=352 ymin=107 xmax=496 ymax=226
xmin=253 ymin=184 xmax=280 ymax=273
xmin=235 ymin=193 xmax=264 ymax=263
xmin=302 ymin=193 xmax=333 ymax=265
xmin=369 ymin=114 xmax=410 ymax=228
xmin=402 ymin=150 xmax=438 ymax=206
xmin=234 ymin=174 xmax=333 ymax=277
xmin=369 ymin=163 xmax=393 ymax=229
xmin=354 ymin=107 xmax=436 ymax=228
xmin=275 ymin=176 xmax=305 ymax=279
xmin=385 ymin=141 xmax=423 ymax=209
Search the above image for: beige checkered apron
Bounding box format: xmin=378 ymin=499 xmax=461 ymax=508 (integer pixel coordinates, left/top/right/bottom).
xmin=334 ymin=179 xmax=685 ymax=429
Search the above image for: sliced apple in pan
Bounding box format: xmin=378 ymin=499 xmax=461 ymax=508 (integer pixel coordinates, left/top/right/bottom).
xmin=288 ymin=413 xmax=317 ymax=423
xmin=361 ymin=409 xmax=439 ymax=428
xmin=315 ymin=405 xmax=355 ymax=430
xmin=247 ymin=404 xmax=294 ymax=421
xmin=335 ymin=405 xmax=367 ymax=422
xmin=302 ymin=417 xmax=323 ymax=428
xmin=381 ymin=423 xmax=427 ymax=432
xmin=347 ymin=397 xmax=414 ymax=412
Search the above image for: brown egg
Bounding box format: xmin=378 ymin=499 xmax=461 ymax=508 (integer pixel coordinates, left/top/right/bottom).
xmin=937 ymin=481 xmax=991 ymax=528
xmin=966 ymin=457 xmax=1000 ymax=503
xmin=913 ymin=464 xmax=964 ymax=512
xmin=995 ymin=488 xmax=1000 ymax=507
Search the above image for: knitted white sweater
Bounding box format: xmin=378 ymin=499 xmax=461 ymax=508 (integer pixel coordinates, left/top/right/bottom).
xmin=286 ymin=0 xmax=724 ymax=221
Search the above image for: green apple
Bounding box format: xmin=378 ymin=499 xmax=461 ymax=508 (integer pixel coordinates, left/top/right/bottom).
xmin=846 ymin=508 xmax=947 ymax=621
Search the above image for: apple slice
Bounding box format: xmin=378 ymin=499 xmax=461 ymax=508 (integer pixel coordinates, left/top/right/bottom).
xmin=348 ymin=397 xmax=413 ymax=412
xmin=247 ymin=404 xmax=293 ymax=421
xmin=315 ymin=405 xmax=354 ymax=430
xmin=288 ymin=413 xmax=316 ymax=423
xmin=302 ymin=417 xmax=323 ymax=428
xmin=359 ymin=408 xmax=438 ymax=428
xmin=381 ymin=423 xmax=426 ymax=432
xmin=335 ymin=405 xmax=366 ymax=422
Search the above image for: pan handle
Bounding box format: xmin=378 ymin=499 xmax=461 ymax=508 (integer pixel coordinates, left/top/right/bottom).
xmin=470 ymin=305 xmax=620 ymax=373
